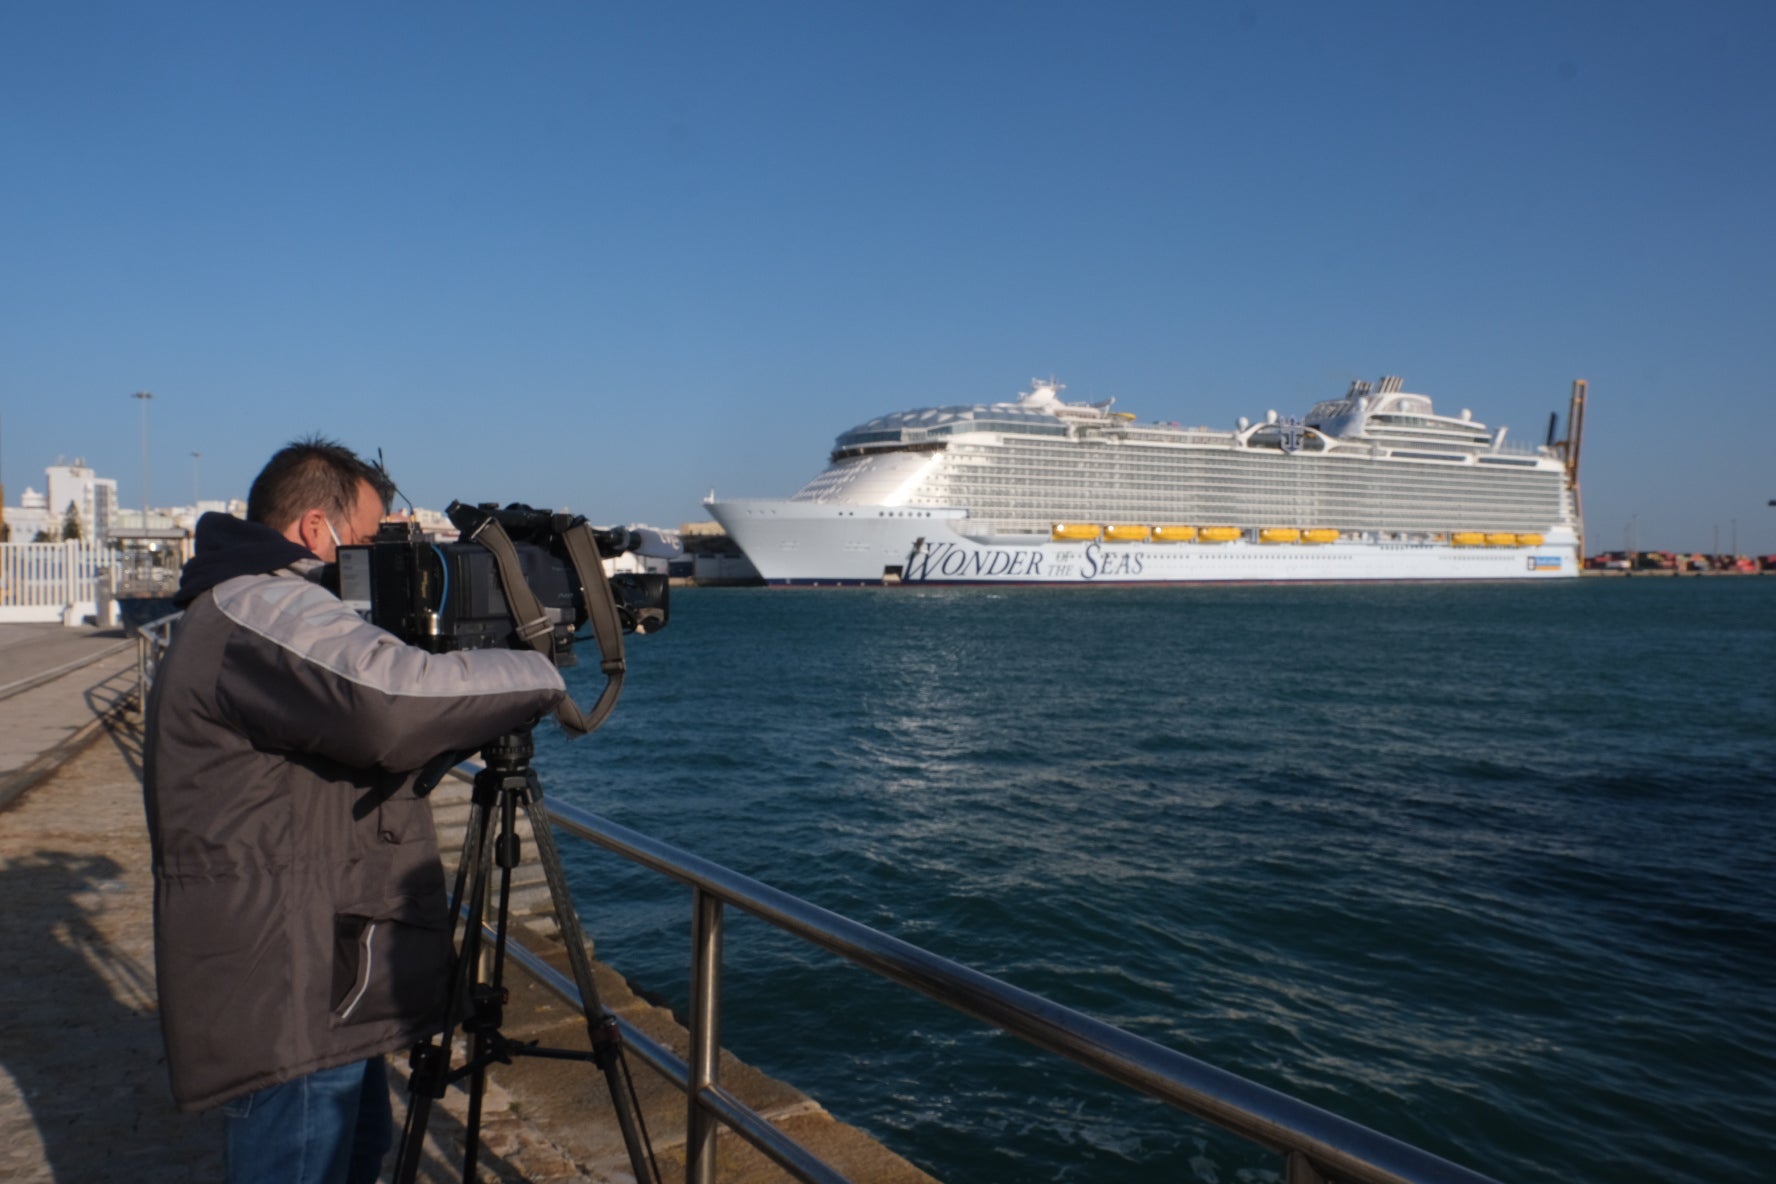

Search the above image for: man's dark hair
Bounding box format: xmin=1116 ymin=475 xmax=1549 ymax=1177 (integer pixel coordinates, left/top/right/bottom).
xmin=247 ymin=436 xmax=396 ymax=530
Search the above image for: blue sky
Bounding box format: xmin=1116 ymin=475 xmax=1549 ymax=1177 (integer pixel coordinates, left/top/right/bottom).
xmin=3 ymin=1 xmax=1772 ymax=553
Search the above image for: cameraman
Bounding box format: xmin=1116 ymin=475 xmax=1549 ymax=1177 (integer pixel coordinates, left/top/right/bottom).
xmin=142 ymin=438 xmax=567 ymax=1184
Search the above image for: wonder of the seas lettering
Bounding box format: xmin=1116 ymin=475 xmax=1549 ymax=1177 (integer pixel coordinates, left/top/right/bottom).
xmin=1082 ymin=543 xmax=1145 ymax=580
xmin=904 ymin=541 xmax=1044 ymax=581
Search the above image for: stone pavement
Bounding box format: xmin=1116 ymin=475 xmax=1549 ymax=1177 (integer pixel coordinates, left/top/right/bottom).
xmin=0 ymin=623 xmax=137 ymax=811
xmin=0 ymin=623 xmax=939 ymax=1183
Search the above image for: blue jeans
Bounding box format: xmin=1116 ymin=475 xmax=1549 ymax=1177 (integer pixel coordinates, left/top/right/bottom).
xmin=222 ymin=1057 xmax=391 ymax=1184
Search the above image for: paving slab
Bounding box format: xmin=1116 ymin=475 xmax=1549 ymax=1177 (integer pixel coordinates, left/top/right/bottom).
xmin=0 ymin=624 xmax=138 ymax=810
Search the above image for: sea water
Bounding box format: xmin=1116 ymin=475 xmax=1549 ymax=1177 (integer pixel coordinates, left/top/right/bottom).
xmin=532 ymin=578 xmax=1775 ymax=1183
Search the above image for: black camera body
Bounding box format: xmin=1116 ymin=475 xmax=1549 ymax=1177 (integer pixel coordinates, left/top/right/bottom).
xmin=337 ymin=502 xmax=668 ymax=667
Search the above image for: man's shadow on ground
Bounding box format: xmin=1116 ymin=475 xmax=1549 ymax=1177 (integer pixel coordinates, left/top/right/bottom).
xmin=0 ymin=846 xmax=222 ymax=1180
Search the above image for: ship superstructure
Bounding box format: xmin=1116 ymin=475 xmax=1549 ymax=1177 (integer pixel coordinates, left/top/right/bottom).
xmin=706 ymin=375 xmax=1585 ymax=585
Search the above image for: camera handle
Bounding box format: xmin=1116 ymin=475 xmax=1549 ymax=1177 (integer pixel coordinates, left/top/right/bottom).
xmin=459 ymin=513 xmax=627 ymax=737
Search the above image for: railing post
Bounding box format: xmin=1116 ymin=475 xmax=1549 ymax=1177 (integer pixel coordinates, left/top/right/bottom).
xmin=64 ymin=540 xmax=79 ymax=619
xmin=686 ymin=884 xmax=725 ymax=1184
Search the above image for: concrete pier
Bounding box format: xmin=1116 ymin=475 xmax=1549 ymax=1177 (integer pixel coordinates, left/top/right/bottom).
xmin=0 ymin=623 xmax=937 ymax=1183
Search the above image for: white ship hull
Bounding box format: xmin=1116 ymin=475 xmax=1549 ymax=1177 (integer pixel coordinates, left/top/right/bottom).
xmin=706 ymin=500 xmax=1580 ymax=585
xmin=706 ymin=374 xmax=1587 ymax=586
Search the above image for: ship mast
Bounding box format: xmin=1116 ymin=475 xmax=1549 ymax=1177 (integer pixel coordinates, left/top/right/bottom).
xmin=1556 ymin=379 xmax=1588 ymax=555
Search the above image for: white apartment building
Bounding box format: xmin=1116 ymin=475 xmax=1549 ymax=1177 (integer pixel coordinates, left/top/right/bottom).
xmin=5 ymin=461 xmax=121 ymax=541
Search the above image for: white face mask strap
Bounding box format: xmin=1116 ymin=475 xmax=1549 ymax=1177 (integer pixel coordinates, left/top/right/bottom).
xmin=325 ymin=518 xmax=343 ymax=549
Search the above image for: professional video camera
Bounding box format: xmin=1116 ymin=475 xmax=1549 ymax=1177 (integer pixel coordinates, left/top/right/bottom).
xmin=349 ymin=501 xmax=675 ymax=1182
xmin=337 ymin=500 xmax=670 ymax=735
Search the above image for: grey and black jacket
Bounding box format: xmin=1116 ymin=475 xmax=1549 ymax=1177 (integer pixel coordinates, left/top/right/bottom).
xmin=143 ymin=513 xmax=566 ymax=1112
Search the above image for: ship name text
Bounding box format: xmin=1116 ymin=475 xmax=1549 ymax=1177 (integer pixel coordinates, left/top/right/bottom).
xmin=905 ymin=541 xmax=1149 ymax=582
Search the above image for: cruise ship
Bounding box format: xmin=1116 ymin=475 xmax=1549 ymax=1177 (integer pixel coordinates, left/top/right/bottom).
xmin=704 ymin=375 xmax=1587 ymax=586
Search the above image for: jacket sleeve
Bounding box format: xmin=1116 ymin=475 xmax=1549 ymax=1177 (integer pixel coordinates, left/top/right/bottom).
xmin=210 ymin=573 xmax=568 ymax=771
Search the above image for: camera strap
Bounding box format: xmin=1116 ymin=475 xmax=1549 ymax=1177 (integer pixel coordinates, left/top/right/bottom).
xmin=557 ymin=522 xmax=629 ymax=735
xmin=463 ymin=516 xmax=627 ymax=737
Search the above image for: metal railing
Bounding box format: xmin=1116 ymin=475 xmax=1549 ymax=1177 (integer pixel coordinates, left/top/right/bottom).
xmin=535 ymin=800 xmax=1502 ymax=1184
xmin=0 ymin=540 xmax=110 ymax=621
xmin=135 ymin=613 xmax=181 ymax=702
xmin=137 ymin=619 xmax=1502 ymax=1184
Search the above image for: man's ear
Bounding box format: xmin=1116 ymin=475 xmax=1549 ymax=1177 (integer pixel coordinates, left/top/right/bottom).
xmin=293 ymin=508 xmax=328 ymax=554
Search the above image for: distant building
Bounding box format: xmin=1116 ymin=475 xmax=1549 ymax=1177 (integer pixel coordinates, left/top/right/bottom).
xmin=385 ymin=506 xmax=456 ymax=537
xmin=167 ymin=499 xmax=248 ymax=532
xmin=7 ymin=485 xmax=52 ymax=541
xmin=47 ymin=462 xmax=120 ymax=539
xmin=676 ymin=520 xmax=761 ymax=583
xmin=3 ymin=461 xmax=120 ymax=541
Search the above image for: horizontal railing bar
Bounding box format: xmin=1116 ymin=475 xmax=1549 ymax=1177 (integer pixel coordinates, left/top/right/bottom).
xmin=544 ymin=799 xmax=1501 ymax=1184
xmin=498 ymin=934 xmax=689 ymax=1088
xmin=696 ymin=1083 xmax=856 ymax=1184
xmin=497 ymin=928 xmax=856 ymax=1184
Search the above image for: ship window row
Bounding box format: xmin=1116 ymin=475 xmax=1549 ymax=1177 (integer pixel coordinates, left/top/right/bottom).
xmin=929 ymin=485 xmax=1561 ymax=511
xmin=938 ymin=497 xmax=1562 ymax=514
xmin=928 ymin=476 xmax=1561 ymax=501
xmin=931 ymin=465 xmax=1560 ymax=498
xmin=937 ymin=456 xmax=1563 ymax=483
xmin=945 ymin=469 xmax=1562 ymax=498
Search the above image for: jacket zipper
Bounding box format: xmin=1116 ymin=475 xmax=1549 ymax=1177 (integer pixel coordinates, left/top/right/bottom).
xmin=339 ymin=921 xmax=378 ymax=1021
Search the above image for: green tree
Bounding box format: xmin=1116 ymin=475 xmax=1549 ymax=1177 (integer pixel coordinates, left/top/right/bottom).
xmin=61 ymin=501 xmax=83 ymax=542
xmin=33 ymin=525 xmax=58 ymax=542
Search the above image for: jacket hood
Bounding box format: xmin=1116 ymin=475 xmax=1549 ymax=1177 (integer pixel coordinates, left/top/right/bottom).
xmin=176 ymin=513 xmax=318 ymax=607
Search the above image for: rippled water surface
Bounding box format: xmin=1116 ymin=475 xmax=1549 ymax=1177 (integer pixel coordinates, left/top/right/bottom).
xmin=531 ymin=579 xmax=1775 ymax=1183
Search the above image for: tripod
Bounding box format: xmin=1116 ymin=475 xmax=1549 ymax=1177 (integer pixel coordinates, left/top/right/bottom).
xmin=393 ymin=728 xmax=659 ymax=1184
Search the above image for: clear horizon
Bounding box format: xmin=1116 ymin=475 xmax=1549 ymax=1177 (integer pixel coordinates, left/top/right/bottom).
xmin=4 ymin=3 xmax=1772 ymax=554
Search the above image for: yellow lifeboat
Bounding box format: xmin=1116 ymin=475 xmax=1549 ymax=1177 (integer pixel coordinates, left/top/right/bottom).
xmin=1515 ymin=533 xmax=1545 ymax=547
xmin=1151 ymin=525 xmax=1198 ymax=542
xmin=1198 ymin=526 xmax=1241 ymax=543
xmin=1452 ymin=532 xmax=1487 ymax=546
xmin=1052 ymin=523 xmax=1102 ymax=541
xmin=1485 ymin=532 xmax=1518 ymax=547
xmin=1259 ymin=528 xmax=1302 ymax=544
xmin=1103 ymin=524 xmax=1151 ymax=542
xmin=1110 ymin=411 xmax=1137 ymax=421
xmin=1302 ymin=528 xmax=1340 ymax=544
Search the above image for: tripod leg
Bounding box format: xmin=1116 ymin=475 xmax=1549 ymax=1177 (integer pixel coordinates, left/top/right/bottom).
xmin=392 ymin=771 xmax=499 ymax=1184
xmin=519 ymin=783 xmax=660 ymax=1184
xmin=462 ymin=780 xmax=523 ymax=1180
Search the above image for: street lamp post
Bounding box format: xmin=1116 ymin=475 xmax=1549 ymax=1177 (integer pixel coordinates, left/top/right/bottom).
xmin=133 ymin=391 xmax=153 ymax=529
